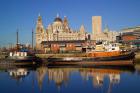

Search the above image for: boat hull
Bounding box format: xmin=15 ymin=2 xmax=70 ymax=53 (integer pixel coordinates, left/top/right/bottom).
xmin=47 ymin=60 xmax=134 ymax=67
xmin=83 ymin=51 xmax=135 ymax=61
xmin=7 ymin=56 xmax=36 ymax=61
xmin=5 ymin=56 xmax=42 ymax=65
xmin=46 ymin=52 xmax=135 ymax=66
xmin=47 ymin=51 xmax=135 ymax=62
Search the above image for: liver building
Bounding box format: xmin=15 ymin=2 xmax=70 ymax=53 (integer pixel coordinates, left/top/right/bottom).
xmin=36 ymin=14 xmax=86 ymax=50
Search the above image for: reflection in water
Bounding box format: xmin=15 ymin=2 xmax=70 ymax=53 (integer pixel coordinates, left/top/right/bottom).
xmin=36 ymin=67 xmax=74 ymax=89
xmin=135 ymin=63 xmax=140 ymax=75
xmin=0 ymin=63 xmax=138 ymax=93
xmin=36 ymin=67 xmax=47 ymax=90
xmin=35 ymin=67 xmax=129 ymax=92
xmin=80 ymin=68 xmax=120 ymax=88
xmin=108 ymin=74 xmax=120 ymax=93
xmin=8 ymin=68 xmax=29 ymax=81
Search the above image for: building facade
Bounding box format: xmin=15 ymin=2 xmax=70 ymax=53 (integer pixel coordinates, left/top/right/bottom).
xmin=41 ymin=40 xmax=92 ymax=53
xmin=92 ymin=16 xmax=118 ymax=41
xmin=36 ymin=14 xmax=87 ymax=50
xmin=118 ymin=26 xmax=140 ymax=45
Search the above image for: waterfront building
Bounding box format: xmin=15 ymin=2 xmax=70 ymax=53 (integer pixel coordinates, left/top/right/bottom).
xmin=41 ymin=40 xmax=89 ymax=53
xmin=119 ymin=26 xmax=140 ymax=42
xmin=116 ymin=26 xmax=140 ymax=48
xmin=36 ymin=15 xmax=119 ymax=53
xmin=36 ymin=14 xmax=87 ymax=51
xmin=92 ymin=16 xmax=118 ymax=41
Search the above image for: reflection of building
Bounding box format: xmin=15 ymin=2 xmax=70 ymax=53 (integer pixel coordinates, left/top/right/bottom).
xmin=36 ymin=67 xmax=47 ymax=90
xmin=92 ymin=16 xmax=118 ymax=41
xmin=93 ymin=74 xmax=104 ymax=87
xmin=109 ymin=74 xmax=120 ymax=84
xmin=36 ymin=14 xmax=87 ymax=50
xmin=79 ymin=68 xmax=121 ymax=88
xmin=34 ymin=67 xmax=121 ymax=90
xmin=47 ymin=68 xmax=71 ymax=88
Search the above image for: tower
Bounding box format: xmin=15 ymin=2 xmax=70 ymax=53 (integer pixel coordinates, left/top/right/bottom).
xmin=104 ymin=24 xmax=109 ymax=33
xmin=79 ymin=25 xmax=86 ymax=40
xmin=63 ymin=16 xmax=70 ymax=32
xmin=80 ymin=25 xmax=85 ymax=34
xmin=36 ymin=14 xmax=44 ymax=50
xmin=92 ymin=16 xmax=102 ymax=40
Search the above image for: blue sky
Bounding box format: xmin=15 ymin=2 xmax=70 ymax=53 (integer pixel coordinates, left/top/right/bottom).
xmin=0 ymin=0 xmax=140 ymax=46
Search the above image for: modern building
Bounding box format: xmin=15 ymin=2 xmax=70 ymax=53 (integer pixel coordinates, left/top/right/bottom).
xmin=36 ymin=14 xmax=87 ymax=51
xmin=92 ymin=16 xmax=102 ymax=40
xmin=118 ymin=26 xmax=140 ymax=46
xmin=121 ymin=26 xmax=140 ymax=41
xmin=92 ymin=16 xmax=118 ymax=41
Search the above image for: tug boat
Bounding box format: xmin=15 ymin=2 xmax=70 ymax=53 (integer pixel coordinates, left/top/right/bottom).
xmin=86 ymin=50 xmax=135 ymax=61
xmin=5 ymin=48 xmax=42 ymax=65
xmin=87 ymin=43 xmax=135 ymax=61
xmin=47 ymin=43 xmax=135 ymax=66
xmin=2 ymin=30 xmax=42 ymax=65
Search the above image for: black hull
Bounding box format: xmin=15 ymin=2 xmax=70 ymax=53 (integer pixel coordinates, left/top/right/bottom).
xmin=46 ymin=60 xmax=135 ymax=67
xmin=1 ymin=56 xmax=43 ymax=65
xmin=46 ymin=52 xmax=135 ymax=67
xmin=47 ymin=52 xmax=135 ymax=62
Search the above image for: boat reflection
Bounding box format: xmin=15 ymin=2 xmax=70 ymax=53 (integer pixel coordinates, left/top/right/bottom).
xmin=0 ymin=63 xmax=38 ymax=83
xmin=8 ymin=68 xmax=29 ymax=81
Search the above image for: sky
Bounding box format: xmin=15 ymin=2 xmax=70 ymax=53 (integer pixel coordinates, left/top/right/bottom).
xmin=0 ymin=0 xmax=140 ymax=46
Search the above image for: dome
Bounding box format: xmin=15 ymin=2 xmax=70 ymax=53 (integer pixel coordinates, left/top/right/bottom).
xmin=54 ymin=17 xmax=62 ymax=22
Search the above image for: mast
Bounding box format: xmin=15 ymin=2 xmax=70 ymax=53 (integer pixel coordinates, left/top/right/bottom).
xmin=32 ymin=29 xmax=34 ymax=50
xmin=16 ymin=29 xmax=19 ymax=50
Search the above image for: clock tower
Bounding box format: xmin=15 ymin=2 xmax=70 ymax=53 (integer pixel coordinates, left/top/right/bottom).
xmin=36 ymin=14 xmax=45 ymax=50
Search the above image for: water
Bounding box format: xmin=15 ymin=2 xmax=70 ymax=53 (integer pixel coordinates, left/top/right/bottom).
xmin=0 ymin=64 xmax=140 ymax=93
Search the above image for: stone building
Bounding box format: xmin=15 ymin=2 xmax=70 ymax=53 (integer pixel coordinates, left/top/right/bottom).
xmin=92 ymin=16 xmax=118 ymax=42
xmin=36 ymin=14 xmax=87 ymax=50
